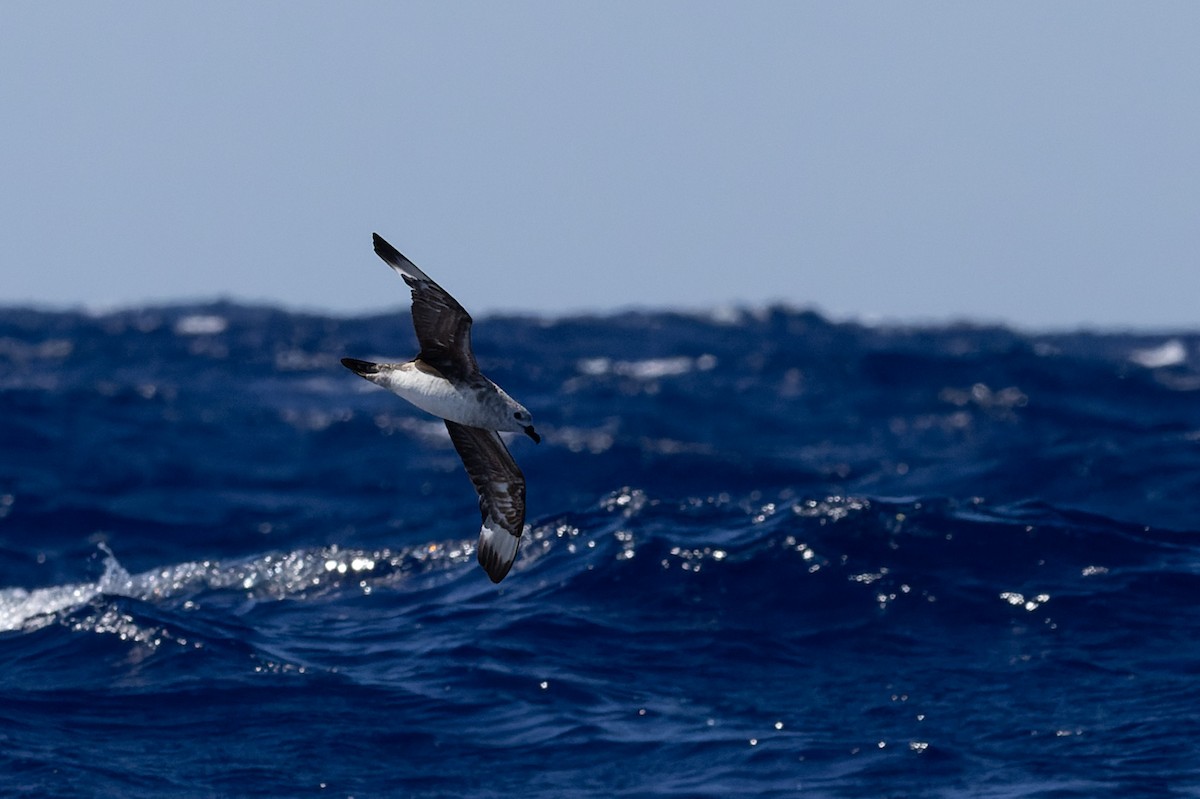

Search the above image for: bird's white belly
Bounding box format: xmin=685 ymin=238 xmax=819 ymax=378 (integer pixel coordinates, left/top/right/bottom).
xmin=381 ymin=365 xmax=484 ymax=426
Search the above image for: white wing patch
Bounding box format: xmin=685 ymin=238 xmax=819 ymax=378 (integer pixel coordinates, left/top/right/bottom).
xmin=477 ymin=518 xmax=521 ymax=583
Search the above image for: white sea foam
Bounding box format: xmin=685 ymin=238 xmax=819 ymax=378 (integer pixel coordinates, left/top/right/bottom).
xmin=1130 ymin=339 xmax=1187 ymax=369
xmin=174 ymin=314 xmax=228 ymax=336
xmin=0 ymin=546 xmax=132 ymax=632
xmin=576 ymin=354 xmax=717 ymax=380
xmin=0 ymin=538 xmax=486 ymax=634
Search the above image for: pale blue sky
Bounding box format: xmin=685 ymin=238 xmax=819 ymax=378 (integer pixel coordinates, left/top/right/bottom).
xmin=2 ymin=2 xmax=1198 ymax=329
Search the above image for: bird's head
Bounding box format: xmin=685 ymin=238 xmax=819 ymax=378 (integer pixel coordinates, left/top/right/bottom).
xmin=512 ymin=408 xmax=540 ymax=443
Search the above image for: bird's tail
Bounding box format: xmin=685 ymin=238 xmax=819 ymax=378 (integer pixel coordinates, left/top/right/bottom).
xmin=341 ymin=357 xmax=381 ymax=377
xmin=477 ymin=520 xmax=521 ymax=583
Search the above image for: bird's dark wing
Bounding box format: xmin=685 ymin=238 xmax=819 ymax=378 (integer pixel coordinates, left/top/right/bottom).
xmin=444 ymin=421 xmax=527 ymax=582
xmin=373 ymin=233 xmax=477 ymax=378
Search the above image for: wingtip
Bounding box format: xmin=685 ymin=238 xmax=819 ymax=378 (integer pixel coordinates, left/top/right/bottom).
xmin=372 ymin=232 xmax=433 ymax=285
xmin=477 ymin=522 xmax=521 ymax=583
xmin=372 ymin=232 xmax=405 ymax=266
xmin=371 ymin=232 xmax=389 ymax=255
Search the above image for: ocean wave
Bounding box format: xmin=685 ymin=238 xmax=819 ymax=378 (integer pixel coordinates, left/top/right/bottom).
xmin=5 ymin=490 xmax=1185 ymax=658
xmin=5 ymin=304 xmax=1200 ymax=796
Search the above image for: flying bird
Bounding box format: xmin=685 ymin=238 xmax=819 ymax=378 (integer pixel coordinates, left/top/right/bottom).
xmin=342 ymin=234 xmax=540 ymax=582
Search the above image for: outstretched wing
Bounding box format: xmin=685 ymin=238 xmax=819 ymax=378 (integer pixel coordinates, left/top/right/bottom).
xmin=444 ymin=421 xmax=527 ymax=583
xmin=373 ymin=233 xmax=477 ymax=377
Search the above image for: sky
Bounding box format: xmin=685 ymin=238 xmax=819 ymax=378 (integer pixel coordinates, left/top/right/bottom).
xmin=2 ymin=2 xmax=1198 ymax=330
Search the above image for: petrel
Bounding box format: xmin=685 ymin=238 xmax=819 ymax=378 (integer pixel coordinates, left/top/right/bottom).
xmin=342 ymin=234 xmax=540 ymax=582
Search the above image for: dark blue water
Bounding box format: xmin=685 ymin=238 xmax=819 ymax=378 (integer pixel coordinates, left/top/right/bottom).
xmin=2 ymin=304 xmax=1200 ymax=798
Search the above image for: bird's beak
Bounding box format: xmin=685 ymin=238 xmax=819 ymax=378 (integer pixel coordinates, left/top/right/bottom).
xmin=524 ymin=426 xmax=541 ymax=444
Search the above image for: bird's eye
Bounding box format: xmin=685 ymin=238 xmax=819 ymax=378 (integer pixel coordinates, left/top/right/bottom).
xmin=513 ymin=412 xmax=523 ymax=420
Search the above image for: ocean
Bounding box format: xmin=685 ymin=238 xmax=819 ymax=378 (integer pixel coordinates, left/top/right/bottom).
xmin=1 ymin=303 xmax=1199 ymax=798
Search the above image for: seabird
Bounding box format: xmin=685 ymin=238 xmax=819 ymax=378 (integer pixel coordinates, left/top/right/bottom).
xmin=342 ymin=233 xmax=540 ymax=583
